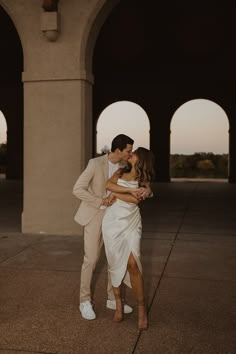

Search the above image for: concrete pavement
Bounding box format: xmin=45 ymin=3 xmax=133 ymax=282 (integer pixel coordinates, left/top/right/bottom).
xmin=0 ymin=181 xmax=235 ymax=353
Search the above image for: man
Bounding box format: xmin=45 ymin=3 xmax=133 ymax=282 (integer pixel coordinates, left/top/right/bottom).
xmin=73 ymin=134 xmax=150 ymax=320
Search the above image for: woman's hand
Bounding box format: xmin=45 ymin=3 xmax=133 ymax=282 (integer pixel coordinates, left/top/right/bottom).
xmin=130 ymin=187 xmax=147 ymax=200
xmin=137 ymin=187 xmax=151 ymax=200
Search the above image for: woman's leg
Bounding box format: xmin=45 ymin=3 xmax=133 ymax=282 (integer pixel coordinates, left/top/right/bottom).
xmin=112 ymin=285 xmax=123 ymax=322
xmin=127 ymin=253 xmax=147 ymax=329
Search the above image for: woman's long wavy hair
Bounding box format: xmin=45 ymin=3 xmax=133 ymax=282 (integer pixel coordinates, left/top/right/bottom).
xmin=119 ymin=147 xmax=155 ymax=185
xmin=134 ymin=147 xmax=155 ymax=185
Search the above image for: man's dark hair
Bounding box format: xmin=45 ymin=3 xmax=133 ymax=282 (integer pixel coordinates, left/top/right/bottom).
xmin=111 ymin=134 xmax=134 ymax=152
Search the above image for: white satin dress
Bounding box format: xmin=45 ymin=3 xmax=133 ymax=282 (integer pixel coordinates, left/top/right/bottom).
xmin=102 ymin=178 xmax=142 ymax=288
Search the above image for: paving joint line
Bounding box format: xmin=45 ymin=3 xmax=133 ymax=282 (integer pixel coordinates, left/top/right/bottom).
xmin=131 ymin=183 xmax=199 ymax=353
xmin=0 ymin=348 xmax=56 ymax=354
xmin=0 ymin=237 xmax=47 ymax=266
xmin=0 ymin=266 xmax=81 ymax=273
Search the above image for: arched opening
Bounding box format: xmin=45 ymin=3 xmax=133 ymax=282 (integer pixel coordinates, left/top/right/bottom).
xmin=0 ymin=5 xmax=23 ymax=232
xmin=96 ymin=101 xmax=150 ymax=154
xmin=89 ymin=0 xmax=236 ymax=182
xmin=170 ymin=99 xmax=229 ymax=181
xmin=0 ymin=5 xmax=23 ymax=179
xmin=0 ymin=111 xmax=7 ymax=179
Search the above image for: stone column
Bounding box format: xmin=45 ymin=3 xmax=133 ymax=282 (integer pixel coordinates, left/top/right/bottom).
xmin=150 ymin=121 xmax=171 ymax=182
xmin=22 ymin=70 xmax=93 ymax=235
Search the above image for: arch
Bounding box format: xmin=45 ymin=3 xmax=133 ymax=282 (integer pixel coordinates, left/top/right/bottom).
xmin=79 ymin=0 xmax=120 ymax=74
xmin=0 ymin=3 xmax=24 ymax=180
xmin=0 ymin=4 xmax=23 ymax=85
xmin=0 ymin=2 xmax=24 ymax=232
xmin=82 ymin=0 xmax=236 ymax=183
xmin=0 ymin=111 xmax=7 ymax=178
xmin=170 ymin=99 xmax=229 ymax=154
xmin=96 ymin=101 xmax=150 ymax=154
xmin=0 ymin=111 xmax=7 ymax=144
xmin=170 ymin=99 xmax=229 ymax=180
xmin=0 ymin=1 xmax=24 ymax=54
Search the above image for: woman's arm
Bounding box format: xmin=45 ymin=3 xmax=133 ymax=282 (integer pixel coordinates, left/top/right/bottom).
xmin=107 ymin=192 xmax=139 ymax=205
xmin=106 ymin=172 xmax=142 ymax=197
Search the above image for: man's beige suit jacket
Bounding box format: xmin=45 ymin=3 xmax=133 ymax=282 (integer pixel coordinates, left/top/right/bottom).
xmin=73 ymin=154 xmax=109 ymax=226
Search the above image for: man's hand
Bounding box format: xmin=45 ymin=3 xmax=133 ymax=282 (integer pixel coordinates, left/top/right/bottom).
xmin=107 ymin=193 xmax=117 ymax=206
xmin=101 ymin=198 xmax=109 ymax=207
xmin=101 ymin=193 xmax=117 ymax=207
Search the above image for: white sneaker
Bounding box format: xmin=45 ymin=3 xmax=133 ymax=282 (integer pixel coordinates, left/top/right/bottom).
xmin=106 ymin=299 xmax=133 ymax=314
xmin=79 ymin=301 xmax=96 ymax=320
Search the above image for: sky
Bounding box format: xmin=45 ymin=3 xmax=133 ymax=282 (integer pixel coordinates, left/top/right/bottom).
xmin=96 ymin=102 xmax=150 ymax=152
xmin=0 ymin=111 xmax=7 ymax=144
xmin=170 ymin=99 xmax=229 ymax=154
xmin=0 ymin=100 xmax=229 ymax=154
xmin=97 ymin=99 xmax=229 ymax=154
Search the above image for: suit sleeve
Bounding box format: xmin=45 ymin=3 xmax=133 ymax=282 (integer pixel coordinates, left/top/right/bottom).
xmin=72 ymin=159 xmax=103 ymax=209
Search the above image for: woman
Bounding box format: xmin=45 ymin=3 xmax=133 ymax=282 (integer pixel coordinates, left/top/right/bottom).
xmin=102 ymin=147 xmax=155 ymax=330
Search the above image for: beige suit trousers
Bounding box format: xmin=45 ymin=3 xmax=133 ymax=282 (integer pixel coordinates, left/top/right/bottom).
xmin=80 ymin=209 xmax=114 ymax=302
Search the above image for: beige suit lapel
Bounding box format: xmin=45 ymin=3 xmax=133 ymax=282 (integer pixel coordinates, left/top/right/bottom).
xmin=102 ymin=154 xmax=109 ymax=182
